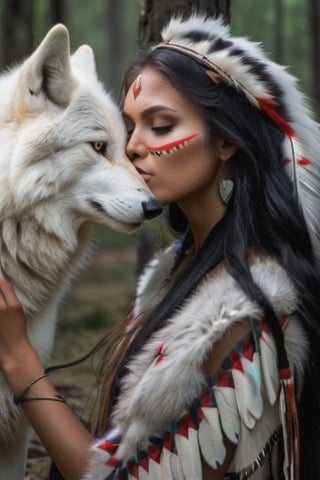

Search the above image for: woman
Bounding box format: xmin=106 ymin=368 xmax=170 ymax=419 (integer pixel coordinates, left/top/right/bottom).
xmin=1 ymin=14 xmax=320 ymax=480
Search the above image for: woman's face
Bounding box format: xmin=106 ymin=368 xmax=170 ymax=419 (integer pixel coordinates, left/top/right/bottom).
xmin=123 ymin=67 xmax=227 ymax=207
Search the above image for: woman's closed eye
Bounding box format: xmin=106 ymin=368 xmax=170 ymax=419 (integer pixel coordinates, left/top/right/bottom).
xmin=126 ymin=124 xmax=174 ymax=140
xmin=151 ymin=124 xmax=174 ymax=135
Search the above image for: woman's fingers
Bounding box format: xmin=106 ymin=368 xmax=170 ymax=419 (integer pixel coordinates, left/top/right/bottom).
xmin=0 ymin=275 xmax=25 ymax=340
xmin=0 ymin=275 xmax=29 ymax=372
xmin=0 ymin=275 xmax=22 ymax=309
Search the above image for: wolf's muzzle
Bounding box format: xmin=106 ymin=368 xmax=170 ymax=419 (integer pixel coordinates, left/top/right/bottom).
xmin=142 ymin=198 xmax=163 ymax=219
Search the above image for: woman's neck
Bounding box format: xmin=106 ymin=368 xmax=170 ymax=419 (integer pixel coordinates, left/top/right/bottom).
xmin=178 ymin=186 xmax=227 ymax=253
xmin=184 ymin=205 xmax=226 ymax=253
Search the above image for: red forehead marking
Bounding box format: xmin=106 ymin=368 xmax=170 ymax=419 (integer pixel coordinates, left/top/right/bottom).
xmin=133 ymin=74 xmax=142 ymax=99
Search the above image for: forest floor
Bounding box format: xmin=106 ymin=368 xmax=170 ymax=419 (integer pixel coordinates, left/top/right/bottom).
xmin=24 ymin=226 xmax=139 ymax=479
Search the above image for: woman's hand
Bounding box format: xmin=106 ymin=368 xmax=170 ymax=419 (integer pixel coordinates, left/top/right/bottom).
xmin=0 ymin=275 xmax=33 ymax=377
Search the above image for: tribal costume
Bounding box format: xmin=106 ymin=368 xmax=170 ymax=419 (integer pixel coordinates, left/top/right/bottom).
xmin=83 ymin=246 xmax=307 ymax=479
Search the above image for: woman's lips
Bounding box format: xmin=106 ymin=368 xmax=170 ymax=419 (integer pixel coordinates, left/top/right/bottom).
xmin=135 ymin=166 xmax=152 ymax=182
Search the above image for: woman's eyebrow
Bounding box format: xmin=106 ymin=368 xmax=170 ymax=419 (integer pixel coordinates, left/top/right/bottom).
xmin=122 ymin=105 xmax=178 ymax=121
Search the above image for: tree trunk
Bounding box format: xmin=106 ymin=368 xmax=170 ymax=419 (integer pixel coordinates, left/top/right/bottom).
xmin=139 ymin=0 xmax=231 ymax=46
xmin=274 ymin=0 xmax=284 ymax=64
xmin=106 ymin=0 xmax=125 ymax=96
xmin=0 ymin=0 xmax=33 ymax=68
xmin=49 ymin=0 xmax=65 ymax=25
xmin=310 ymin=0 xmax=320 ymax=116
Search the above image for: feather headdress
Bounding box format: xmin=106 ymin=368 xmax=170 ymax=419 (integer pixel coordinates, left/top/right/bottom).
xmin=155 ymin=15 xmax=320 ymax=260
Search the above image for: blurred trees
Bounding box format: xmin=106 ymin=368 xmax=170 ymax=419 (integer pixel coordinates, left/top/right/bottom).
xmin=231 ymin=1 xmax=318 ymax=115
xmin=274 ymin=0 xmax=284 ymax=63
xmin=138 ymin=0 xmax=230 ymax=45
xmin=49 ymin=0 xmax=65 ymax=24
xmin=0 ymin=0 xmax=318 ymax=115
xmin=0 ymin=0 xmax=33 ymax=66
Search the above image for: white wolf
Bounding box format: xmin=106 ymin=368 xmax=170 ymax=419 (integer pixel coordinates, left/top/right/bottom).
xmin=0 ymin=24 xmax=161 ymax=479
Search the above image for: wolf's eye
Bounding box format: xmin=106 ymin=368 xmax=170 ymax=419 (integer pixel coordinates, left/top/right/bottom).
xmin=90 ymin=141 xmax=107 ymax=155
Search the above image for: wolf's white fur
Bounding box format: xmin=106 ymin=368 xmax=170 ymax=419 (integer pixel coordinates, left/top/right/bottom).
xmin=0 ymin=24 xmax=157 ymax=478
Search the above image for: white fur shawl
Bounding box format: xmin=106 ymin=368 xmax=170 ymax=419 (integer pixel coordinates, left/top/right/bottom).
xmin=83 ymin=249 xmax=308 ymax=479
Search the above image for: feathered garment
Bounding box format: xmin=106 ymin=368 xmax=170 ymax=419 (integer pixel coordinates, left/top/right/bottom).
xmin=82 ymin=247 xmax=308 ymax=479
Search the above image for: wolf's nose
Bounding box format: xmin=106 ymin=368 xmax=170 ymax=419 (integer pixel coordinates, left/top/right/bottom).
xmin=142 ymin=198 xmax=163 ymax=219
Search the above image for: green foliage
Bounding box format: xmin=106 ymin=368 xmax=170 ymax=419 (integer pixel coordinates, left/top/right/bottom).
xmin=33 ymin=0 xmax=51 ymax=45
xmin=58 ymin=240 xmax=137 ymax=330
xmin=231 ymin=0 xmax=313 ymax=104
xmin=92 ymin=224 xmax=138 ymax=250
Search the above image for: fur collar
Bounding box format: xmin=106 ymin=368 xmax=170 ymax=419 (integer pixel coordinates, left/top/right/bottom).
xmin=108 ymin=250 xmax=306 ymax=461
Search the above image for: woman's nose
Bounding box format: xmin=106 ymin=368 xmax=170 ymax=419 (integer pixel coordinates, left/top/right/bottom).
xmin=126 ymin=132 xmax=149 ymax=162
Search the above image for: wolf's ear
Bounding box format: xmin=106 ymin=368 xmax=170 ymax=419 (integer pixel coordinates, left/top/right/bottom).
xmin=71 ymin=45 xmax=97 ymax=80
xmin=14 ymin=24 xmax=74 ymax=116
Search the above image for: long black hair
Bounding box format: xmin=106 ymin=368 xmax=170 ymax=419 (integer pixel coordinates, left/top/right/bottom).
xmin=101 ymin=47 xmax=320 ymax=476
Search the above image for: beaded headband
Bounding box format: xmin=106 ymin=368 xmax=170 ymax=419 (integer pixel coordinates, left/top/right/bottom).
xmin=154 ymin=15 xmax=320 ymax=259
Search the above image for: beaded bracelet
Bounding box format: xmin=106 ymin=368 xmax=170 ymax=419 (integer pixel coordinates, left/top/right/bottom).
xmin=12 ymin=343 xmax=100 ymax=406
xmin=13 ymin=371 xmax=50 ymax=405
xmin=19 ymin=394 xmax=66 ymax=404
xmin=12 ymin=348 xmax=98 ymax=406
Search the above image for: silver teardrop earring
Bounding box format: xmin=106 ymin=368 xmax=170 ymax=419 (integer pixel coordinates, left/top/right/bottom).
xmin=219 ymin=179 xmax=234 ymax=205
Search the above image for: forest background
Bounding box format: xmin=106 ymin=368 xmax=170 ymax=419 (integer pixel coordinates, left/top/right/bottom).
xmin=0 ymin=0 xmax=319 ymax=478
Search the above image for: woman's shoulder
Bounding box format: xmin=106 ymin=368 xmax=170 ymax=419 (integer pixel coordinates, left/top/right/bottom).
xmin=137 ymin=246 xmax=297 ymax=298
xmin=134 ymin=248 xmax=301 ymax=349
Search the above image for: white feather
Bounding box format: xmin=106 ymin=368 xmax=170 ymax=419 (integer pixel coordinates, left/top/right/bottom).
xmin=175 ymin=428 xmax=202 ymax=479
xmin=159 ymin=445 xmax=178 ymax=480
xmin=232 ymin=368 xmax=255 ymax=429
xmin=146 ymin=458 xmax=163 ymax=480
xmin=260 ymin=330 xmax=280 ymax=405
xmin=241 ymin=354 xmax=263 ymax=420
xmin=198 ymin=407 xmax=226 ymax=469
xmin=213 ymin=386 xmax=240 ymax=444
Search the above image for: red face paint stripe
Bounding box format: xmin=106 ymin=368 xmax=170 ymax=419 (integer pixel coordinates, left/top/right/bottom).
xmin=149 ymin=133 xmax=200 ymax=152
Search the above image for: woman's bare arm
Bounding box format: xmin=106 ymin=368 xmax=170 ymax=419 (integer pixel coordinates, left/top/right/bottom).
xmin=0 ymin=276 xmax=92 ymax=480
